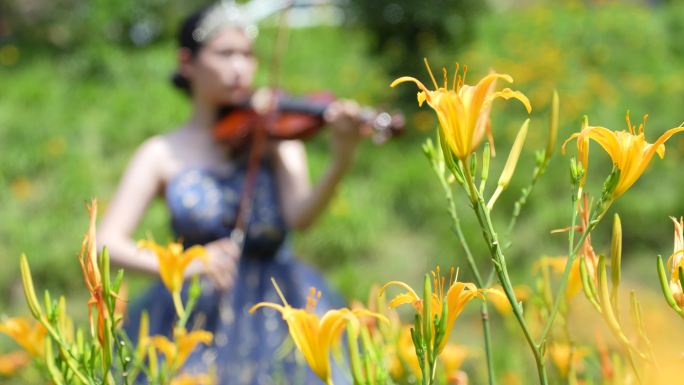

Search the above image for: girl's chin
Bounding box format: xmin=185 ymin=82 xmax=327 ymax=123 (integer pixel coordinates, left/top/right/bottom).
xmin=220 ymin=87 xmax=251 ymax=105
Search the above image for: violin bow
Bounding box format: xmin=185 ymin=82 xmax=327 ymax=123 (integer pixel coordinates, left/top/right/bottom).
xmin=229 ymin=0 xmax=295 ymax=257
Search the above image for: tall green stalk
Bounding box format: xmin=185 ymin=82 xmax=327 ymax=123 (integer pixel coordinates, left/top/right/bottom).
xmin=428 ymin=142 xmax=496 ymax=385
xmin=461 ymin=160 xmax=549 ymax=385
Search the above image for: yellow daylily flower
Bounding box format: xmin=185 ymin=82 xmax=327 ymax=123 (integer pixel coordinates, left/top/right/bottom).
xmin=533 ymin=256 xmax=582 ymax=300
xmin=439 ymin=344 xmax=468 ymax=381
xmin=170 ymin=373 xmax=216 ymax=385
xmin=667 ymin=216 xmax=684 ymax=307
xmin=391 ymin=59 xmax=531 ymax=160
xmin=562 ymin=113 xmax=684 ymax=198
xmin=391 ymin=325 xmax=421 ymax=379
xmin=138 ymin=239 xmax=207 ymax=295
xmin=249 ymin=282 xmax=386 ymax=385
xmin=150 ymin=328 xmax=213 ymax=372
xmin=380 ymin=267 xmax=483 ymax=353
xmin=0 ymin=317 xmax=47 ymax=357
xmin=548 ymin=343 xmax=590 ymax=378
xmin=135 ymin=312 xmax=150 ymax=362
xmin=487 ymin=285 xmax=531 ymax=316
xmin=138 ymin=239 xmax=207 ymax=316
xmin=0 ymin=351 xmax=30 ymax=376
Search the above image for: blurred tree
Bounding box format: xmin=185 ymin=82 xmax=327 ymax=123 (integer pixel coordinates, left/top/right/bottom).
xmin=346 ymin=0 xmax=486 ymax=102
xmin=2 ymin=0 xmax=200 ymax=49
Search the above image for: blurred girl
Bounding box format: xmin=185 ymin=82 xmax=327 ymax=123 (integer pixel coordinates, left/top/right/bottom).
xmin=98 ymin=3 xmax=362 ymax=384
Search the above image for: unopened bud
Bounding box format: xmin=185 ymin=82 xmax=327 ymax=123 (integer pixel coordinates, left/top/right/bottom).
xmin=657 ymin=255 xmax=681 ymax=312
xmin=20 ymin=254 xmax=43 ymax=319
xmin=545 ymin=90 xmax=559 ymax=161
xmin=487 ymin=119 xmax=529 ymax=210
xmin=610 ymin=214 xmax=622 ymax=308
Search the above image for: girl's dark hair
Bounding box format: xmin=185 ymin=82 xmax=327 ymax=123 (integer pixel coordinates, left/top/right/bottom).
xmin=171 ymin=5 xmax=212 ymax=94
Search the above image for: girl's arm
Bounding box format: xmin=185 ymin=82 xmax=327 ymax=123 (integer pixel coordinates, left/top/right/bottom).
xmin=274 ymin=100 xmax=361 ymax=230
xmin=97 ymin=137 xmax=168 ymax=274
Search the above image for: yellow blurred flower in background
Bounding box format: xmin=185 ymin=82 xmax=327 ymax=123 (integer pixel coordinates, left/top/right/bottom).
xmin=488 ymin=285 xmax=531 ymax=316
xmin=0 ymin=351 xmax=30 ymax=377
xmin=533 ymin=256 xmax=582 ymax=300
xmin=138 ymin=238 xmax=207 ymax=317
xmin=150 ymin=328 xmax=213 ymax=372
xmin=170 ymin=373 xmax=216 ymax=385
xmin=548 ymin=343 xmax=590 ymax=378
xmin=138 ymin=239 xmax=207 ymax=296
xmin=0 ymin=317 xmax=47 ymax=357
xmin=391 ymin=60 xmax=531 ymax=160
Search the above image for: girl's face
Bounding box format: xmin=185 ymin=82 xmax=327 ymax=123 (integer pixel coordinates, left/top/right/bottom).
xmin=181 ymin=27 xmax=257 ymax=104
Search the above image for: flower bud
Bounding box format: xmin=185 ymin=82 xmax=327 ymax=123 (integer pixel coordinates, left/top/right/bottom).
xmin=545 ymin=90 xmax=559 ymax=161
xmin=20 ymin=254 xmax=43 ymax=319
xmin=657 ymin=255 xmax=682 ymax=312
xmin=487 ymin=119 xmax=529 ymax=210
xmin=610 ymin=214 xmax=622 ymax=308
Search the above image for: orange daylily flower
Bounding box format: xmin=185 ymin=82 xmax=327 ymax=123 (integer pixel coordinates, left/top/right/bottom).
xmin=79 ymin=200 xmax=110 ymax=345
xmin=250 ymin=281 xmax=386 ymax=385
xmin=562 ymin=113 xmax=684 ymax=198
xmin=150 ymin=328 xmax=213 ymax=372
xmin=667 ymin=216 xmax=684 ymax=307
xmin=380 ymin=267 xmax=483 ymax=353
xmin=0 ymin=317 xmax=47 ymax=357
xmin=0 ymin=351 xmax=31 ymax=376
xmin=391 ymin=59 xmax=531 ymax=160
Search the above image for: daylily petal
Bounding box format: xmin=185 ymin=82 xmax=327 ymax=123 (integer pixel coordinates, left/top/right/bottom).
xmin=487 ymin=88 xmax=532 ymax=113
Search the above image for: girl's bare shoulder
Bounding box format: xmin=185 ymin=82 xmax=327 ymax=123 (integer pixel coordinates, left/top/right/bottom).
xmin=129 ymin=130 xmax=187 ymax=181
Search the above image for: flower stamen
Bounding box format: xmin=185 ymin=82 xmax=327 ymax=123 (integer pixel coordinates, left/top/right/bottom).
xmin=271 ymin=277 xmax=289 ymax=307
xmin=424 ymin=57 xmax=439 ymax=89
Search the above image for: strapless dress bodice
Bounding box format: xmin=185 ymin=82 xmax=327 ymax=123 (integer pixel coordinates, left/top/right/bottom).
xmin=165 ymin=162 xmax=286 ymax=258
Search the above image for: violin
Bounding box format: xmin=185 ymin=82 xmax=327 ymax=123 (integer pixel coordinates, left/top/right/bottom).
xmin=212 ymin=91 xmax=404 ymax=147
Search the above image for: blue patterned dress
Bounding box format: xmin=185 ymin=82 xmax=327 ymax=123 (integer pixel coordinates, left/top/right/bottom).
xmin=124 ymin=157 xmax=349 ymax=385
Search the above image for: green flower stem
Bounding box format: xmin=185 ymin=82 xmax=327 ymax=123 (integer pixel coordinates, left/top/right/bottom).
xmin=172 ymin=291 xmax=186 ymax=321
xmin=461 ymin=160 xmax=548 ymax=385
xmin=432 ymin=157 xmax=495 ymax=385
xmin=538 ymin=200 xmax=609 ymax=347
xmin=39 ymin=318 xmax=90 ymax=385
xmin=506 ymin=154 xmax=550 ymax=236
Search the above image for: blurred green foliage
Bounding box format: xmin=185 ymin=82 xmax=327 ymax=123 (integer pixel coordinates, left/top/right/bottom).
xmin=2 ymin=2 xmax=684 ymax=360
xmin=347 ymin=0 xmax=485 ymax=99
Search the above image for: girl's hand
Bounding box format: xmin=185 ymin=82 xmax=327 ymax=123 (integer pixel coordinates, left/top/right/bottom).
xmin=324 ymin=99 xmax=362 ymax=162
xmin=186 ymin=238 xmax=240 ymax=290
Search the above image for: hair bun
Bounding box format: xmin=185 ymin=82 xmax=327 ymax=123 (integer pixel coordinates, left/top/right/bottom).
xmin=171 ymin=72 xmax=191 ymax=95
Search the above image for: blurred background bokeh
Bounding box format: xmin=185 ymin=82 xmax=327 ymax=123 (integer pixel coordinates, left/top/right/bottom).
xmin=2 ymin=0 xmax=684 ymax=381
